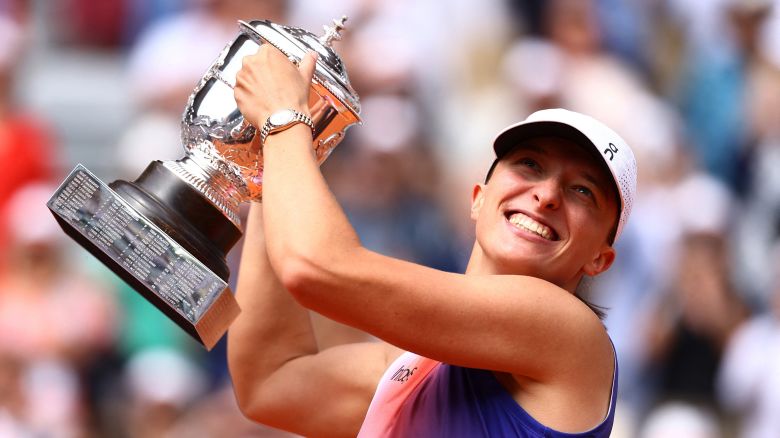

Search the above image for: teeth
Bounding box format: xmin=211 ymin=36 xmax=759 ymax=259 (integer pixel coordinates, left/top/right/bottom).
xmin=508 ymin=213 xmax=554 ymax=240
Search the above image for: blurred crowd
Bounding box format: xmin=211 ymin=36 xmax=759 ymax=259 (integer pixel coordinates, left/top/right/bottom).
xmin=1 ymin=0 xmax=780 ymax=436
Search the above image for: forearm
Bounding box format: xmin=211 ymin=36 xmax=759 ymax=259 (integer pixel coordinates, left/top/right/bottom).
xmin=261 ymin=125 xmax=362 ymax=283
xmin=227 ymin=203 xmax=318 ymax=415
xmin=231 ymin=46 xmax=361 ymax=292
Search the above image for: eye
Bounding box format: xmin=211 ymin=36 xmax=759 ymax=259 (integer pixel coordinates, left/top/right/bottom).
xmin=573 ymin=185 xmax=594 ymax=198
xmin=519 ymin=158 xmax=539 ymax=169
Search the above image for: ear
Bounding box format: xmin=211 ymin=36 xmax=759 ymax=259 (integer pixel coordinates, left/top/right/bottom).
xmin=582 ymin=245 xmax=616 ymax=277
xmin=471 ymin=184 xmax=485 ymax=221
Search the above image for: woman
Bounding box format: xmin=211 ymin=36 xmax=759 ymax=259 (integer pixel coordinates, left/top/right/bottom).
xmin=227 ymin=46 xmax=636 ymax=437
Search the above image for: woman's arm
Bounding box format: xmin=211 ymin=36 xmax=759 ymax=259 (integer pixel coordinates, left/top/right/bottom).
xmin=227 ymin=204 xmax=399 ymax=437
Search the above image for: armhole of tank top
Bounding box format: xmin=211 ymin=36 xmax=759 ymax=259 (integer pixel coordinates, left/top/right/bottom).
xmin=603 ymin=339 xmax=619 ymax=422
xmin=486 ymin=338 xmax=619 ymax=435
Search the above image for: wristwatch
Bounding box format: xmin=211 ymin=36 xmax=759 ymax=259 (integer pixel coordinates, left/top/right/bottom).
xmin=260 ymin=109 xmax=315 ymax=145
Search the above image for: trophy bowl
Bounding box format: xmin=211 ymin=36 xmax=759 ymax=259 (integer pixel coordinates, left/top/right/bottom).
xmin=46 ymin=17 xmax=361 ymax=350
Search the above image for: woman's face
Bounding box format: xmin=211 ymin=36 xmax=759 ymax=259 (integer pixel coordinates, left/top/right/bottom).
xmin=471 ymin=136 xmax=619 ymax=290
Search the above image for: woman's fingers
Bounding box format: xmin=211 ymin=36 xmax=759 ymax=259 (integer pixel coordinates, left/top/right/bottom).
xmin=234 ymin=45 xmax=315 ymax=127
xmin=298 ymin=51 xmax=318 ymax=85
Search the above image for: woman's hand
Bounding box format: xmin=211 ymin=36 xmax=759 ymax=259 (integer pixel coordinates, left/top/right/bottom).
xmin=234 ymin=44 xmax=318 ymax=128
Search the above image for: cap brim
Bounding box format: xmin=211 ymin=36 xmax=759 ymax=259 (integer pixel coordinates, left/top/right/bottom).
xmin=494 ymin=121 xmax=602 ymax=162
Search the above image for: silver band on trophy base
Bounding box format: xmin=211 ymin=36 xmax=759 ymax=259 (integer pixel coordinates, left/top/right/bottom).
xmin=47 ymin=16 xmax=361 ymax=350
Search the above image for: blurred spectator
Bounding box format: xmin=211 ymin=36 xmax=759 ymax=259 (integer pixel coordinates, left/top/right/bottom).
xmin=644 ymin=231 xmax=747 ymax=404
xmin=124 ymin=0 xmax=191 ymax=45
xmin=542 ymin=0 xmax=668 ymax=163
xmin=595 ymin=0 xmax=653 ymax=70
xmin=500 ymin=38 xmax=564 ymax=113
xmin=511 ymin=0 xmax=654 ymax=71
xmin=729 ymin=0 xmax=780 ymax=303
xmin=676 ymin=0 xmax=779 ymax=190
xmin=56 ymin=0 xmax=128 ymax=47
xmin=735 ymin=134 xmax=780 ymax=305
xmin=640 ymin=401 xmax=722 ymax=438
xmin=0 ymin=183 xmax=117 ymax=362
xmin=717 ymin=244 xmax=780 ymax=438
xmin=121 ymin=347 xmax=207 ymax=437
xmin=0 ymin=14 xmax=54 ymax=259
xmin=22 ymin=359 xmax=85 ymax=437
xmin=0 ymin=183 xmax=119 ymax=436
xmin=0 ymin=354 xmax=27 ymax=436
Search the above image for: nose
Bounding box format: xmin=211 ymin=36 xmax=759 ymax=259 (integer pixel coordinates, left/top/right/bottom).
xmin=532 ymin=178 xmax=561 ymax=210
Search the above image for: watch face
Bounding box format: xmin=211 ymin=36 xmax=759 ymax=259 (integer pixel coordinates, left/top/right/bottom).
xmin=269 ymin=110 xmax=295 ymax=127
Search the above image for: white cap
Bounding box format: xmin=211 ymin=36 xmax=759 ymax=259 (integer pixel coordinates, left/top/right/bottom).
xmin=491 ymin=108 xmax=637 ymax=242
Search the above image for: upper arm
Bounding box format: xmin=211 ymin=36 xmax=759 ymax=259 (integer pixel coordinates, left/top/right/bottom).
xmin=284 ymin=248 xmax=612 ymax=382
xmin=238 ymin=340 xmax=401 ymax=438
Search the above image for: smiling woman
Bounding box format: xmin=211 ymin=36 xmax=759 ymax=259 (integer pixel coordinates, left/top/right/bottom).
xmin=477 ymin=133 xmax=625 ymax=319
xmin=226 ymin=43 xmax=637 ymax=438
xmin=485 ymin=111 xmax=631 ymax=243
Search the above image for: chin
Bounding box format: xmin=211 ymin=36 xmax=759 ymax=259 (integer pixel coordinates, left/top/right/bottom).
xmin=494 ymin=251 xmax=547 ymax=276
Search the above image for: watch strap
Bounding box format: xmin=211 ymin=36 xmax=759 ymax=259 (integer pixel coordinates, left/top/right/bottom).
xmin=260 ymin=110 xmax=315 ymax=145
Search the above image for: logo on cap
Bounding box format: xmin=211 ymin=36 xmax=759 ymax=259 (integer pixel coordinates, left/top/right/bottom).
xmin=604 ymin=143 xmax=619 ymax=161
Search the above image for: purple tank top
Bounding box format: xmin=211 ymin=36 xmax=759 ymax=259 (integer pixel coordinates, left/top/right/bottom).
xmin=358 ymin=351 xmax=618 ymax=437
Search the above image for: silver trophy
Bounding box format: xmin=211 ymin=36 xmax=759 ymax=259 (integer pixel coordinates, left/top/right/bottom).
xmin=47 ymin=18 xmax=361 ymax=350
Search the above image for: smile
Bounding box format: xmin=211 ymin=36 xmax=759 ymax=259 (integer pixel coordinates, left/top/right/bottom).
xmin=506 ymin=212 xmax=558 ymax=241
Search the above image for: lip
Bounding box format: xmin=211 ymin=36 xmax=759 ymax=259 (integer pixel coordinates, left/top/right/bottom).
xmin=503 ymin=208 xmax=561 ymax=242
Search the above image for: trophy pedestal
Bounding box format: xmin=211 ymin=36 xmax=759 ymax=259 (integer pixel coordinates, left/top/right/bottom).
xmin=47 ymin=164 xmax=241 ymax=350
xmin=110 ymin=160 xmax=241 ymax=281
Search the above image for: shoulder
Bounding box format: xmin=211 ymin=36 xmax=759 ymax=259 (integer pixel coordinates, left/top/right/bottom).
xmin=496 ymin=276 xmax=614 ymax=380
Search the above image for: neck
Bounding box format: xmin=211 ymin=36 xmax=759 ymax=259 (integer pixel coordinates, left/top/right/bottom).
xmin=463 ymin=242 xmax=494 ymax=276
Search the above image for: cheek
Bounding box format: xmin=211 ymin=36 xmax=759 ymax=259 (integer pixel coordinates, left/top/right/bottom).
xmin=473 ymin=207 xmax=496 ymax=243
xmin=571 ymin=202 xmax=610 ymax=235
xmin=473 ymin=200 xmax=508 ymax=253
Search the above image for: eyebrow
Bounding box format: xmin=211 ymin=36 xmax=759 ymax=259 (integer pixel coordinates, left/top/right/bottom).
xmin=578 ymin=170 xmax=616 ymax=206
xmin=580 ymin=171 xmax=601 ymax=187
